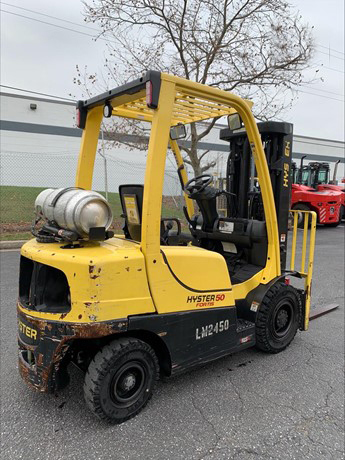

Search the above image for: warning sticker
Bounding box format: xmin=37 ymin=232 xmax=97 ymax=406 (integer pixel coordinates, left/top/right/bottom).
xmin=219 ymin=221 xmax=234 ymax=233
xmin=124 ymin=195 xmax=140 ymax=224
xmin=250 ymin=301 xmax=259 ymax=312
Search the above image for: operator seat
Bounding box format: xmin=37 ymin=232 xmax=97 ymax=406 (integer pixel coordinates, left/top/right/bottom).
xmin=184 ymin=175 xmax=268 ymax=283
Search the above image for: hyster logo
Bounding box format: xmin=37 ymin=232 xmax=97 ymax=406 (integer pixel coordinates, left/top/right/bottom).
xmin=18 ymin=320 xmax=37 ymax=340
xmin=283 ymin=162 xmax=290 ymax=187
xmin=187 ymin=294 xmax=225 ymax=307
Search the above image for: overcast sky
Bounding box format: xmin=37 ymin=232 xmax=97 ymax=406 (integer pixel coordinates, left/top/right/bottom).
xmin=1 ymin=0 xmax=344 ymax=140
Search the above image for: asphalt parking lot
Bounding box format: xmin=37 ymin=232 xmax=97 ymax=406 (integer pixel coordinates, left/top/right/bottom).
xmin=1 ymin=225 xmax=344 ymax=460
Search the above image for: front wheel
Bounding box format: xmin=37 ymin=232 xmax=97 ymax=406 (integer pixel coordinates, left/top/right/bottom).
xmin=84 ymin=337 xmax=159 ymax=424
xmin=255 ymin=283 xmax=301 ymax=353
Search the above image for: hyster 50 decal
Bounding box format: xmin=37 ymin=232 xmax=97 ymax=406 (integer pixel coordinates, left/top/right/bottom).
xmin=186 ymin=294 xmax=225 ymax=308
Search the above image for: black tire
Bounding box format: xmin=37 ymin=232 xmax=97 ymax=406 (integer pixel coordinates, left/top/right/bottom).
xmin=84 ymin=337 xmax=159 ymax=424
xmin=255 ymin=283 xmax=301 ymax=354
xmin=292 ymin=203 xmax=310 ymax=228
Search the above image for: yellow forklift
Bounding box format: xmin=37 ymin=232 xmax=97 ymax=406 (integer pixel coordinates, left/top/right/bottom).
xmin=17 ymin=71 xmax=316 ymax=423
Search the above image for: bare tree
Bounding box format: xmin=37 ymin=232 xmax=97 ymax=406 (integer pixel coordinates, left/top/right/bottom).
xmin=78 ymin=0 xmax=315 ymax=176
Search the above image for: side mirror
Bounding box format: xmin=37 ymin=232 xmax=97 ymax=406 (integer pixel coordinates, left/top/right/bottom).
xmin=170 ymin=124 xmax=186 ymax=140
xmin=227 ymin=113 xmax=242 ymax=131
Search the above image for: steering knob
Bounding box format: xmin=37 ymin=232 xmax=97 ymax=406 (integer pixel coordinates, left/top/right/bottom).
xmin=184 ymin=174 xmax=213 ymax=198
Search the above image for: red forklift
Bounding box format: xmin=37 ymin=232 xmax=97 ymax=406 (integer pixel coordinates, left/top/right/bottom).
xmin=290 ymin=156 xmax=342 ymax=227
xmin=301 ymin=160 xmax=345 ymax=220
xmin=220 ymin=124 xmax=342 ymax=229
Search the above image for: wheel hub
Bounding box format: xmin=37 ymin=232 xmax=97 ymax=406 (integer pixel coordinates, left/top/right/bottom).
xmin=276 ymin=309 xmax=289 ymax=329
xmin=120 ymin=373 xmax=136 ymax=392
xmin=110 ymin=362 xmax=147 ymax=407
xmin=272 ymin=301 xmax=294 ymax=338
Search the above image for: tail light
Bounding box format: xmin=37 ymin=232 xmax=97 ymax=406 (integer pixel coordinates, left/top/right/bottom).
xmin=76 ymin=108 xmax=82 ymax=128
xmin=76 ymin=102 xmax=87 ymax=129
xmin=284 ymin=278 xmax=290 ymax=285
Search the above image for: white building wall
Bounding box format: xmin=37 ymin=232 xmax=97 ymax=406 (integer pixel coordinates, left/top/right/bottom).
xmin=0 ymin=93 xmax=182 ymax=195
xmin=1 ymin=93 xmax=76 ymax=127
xmin=1 ymin=92 xmax=344 ymax=193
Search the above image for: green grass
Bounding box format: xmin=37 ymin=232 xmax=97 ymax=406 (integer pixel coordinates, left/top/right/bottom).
xmin=0 ymin=185 xmax=185 ymax=240
xmin=0 ymin=186 xmax=124 ymax=224
xmin=0 ymin=186 xmax=47 ymax=223
xmin=0 ymin=232 xmax=32 ymax=241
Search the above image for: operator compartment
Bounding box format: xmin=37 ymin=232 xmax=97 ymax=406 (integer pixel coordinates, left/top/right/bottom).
xmin=182 ymin=162 xmax=268 ymax=285
xmin=220 ymin=119 xmax=294 ymax=272
xmin=189 ymin=212 xmax=267 ymax=284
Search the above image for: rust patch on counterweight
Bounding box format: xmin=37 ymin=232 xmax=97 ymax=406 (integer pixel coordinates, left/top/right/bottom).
xmin=88 ymin=265 xmax=101 ymax=279
xmin=17 ymin=304 xmax=128 ymax=393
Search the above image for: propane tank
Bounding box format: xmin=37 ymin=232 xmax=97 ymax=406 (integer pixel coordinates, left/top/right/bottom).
xmin=35 ymin=188 xmax=113 ymax=238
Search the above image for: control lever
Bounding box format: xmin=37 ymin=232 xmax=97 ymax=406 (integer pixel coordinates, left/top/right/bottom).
xmin=183 ymin=206 xmax=193 ymax=226
xmin=161 ymin=220 xmax=173 ymax=245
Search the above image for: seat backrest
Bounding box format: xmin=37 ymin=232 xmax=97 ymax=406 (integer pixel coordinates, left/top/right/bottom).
xmin=192 ymin=216 xmax=268 ymax=267
xmin=119 ymin=184 xmax=144 ymax=241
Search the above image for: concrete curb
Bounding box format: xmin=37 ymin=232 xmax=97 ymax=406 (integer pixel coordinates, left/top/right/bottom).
xmin=0 ymin=240 xmax=28 ymax=250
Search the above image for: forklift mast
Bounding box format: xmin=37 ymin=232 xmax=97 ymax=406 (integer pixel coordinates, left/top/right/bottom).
xmin=220 ymin=122 xmax=293 ymax=270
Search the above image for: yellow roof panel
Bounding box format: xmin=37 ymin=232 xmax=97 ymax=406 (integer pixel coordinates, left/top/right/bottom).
xmin=112 ymin=89 xmax=252 ymax=126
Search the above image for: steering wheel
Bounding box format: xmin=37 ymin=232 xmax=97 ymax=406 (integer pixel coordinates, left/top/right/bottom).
xmin=184 ymin=174 xmax=213 ymax=198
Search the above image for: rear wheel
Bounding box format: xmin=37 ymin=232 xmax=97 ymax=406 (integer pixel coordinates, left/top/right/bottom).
xmin=292 ymin=203 xmax=310 ymax=228
xmin=84 ymin=337 xmax=159 ymax=424
xmin=255 ymin=283 xmax=301 ymax=353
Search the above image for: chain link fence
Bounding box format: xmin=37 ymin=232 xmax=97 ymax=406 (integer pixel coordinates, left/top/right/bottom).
xmin=0 ymin=147 xmax=187 ymax=240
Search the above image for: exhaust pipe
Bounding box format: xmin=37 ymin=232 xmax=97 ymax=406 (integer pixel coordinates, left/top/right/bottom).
xmin=298 ymin=155 xmax=306 ymax=183
xmin=330 ymin=159 xmax=340 ymax=184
